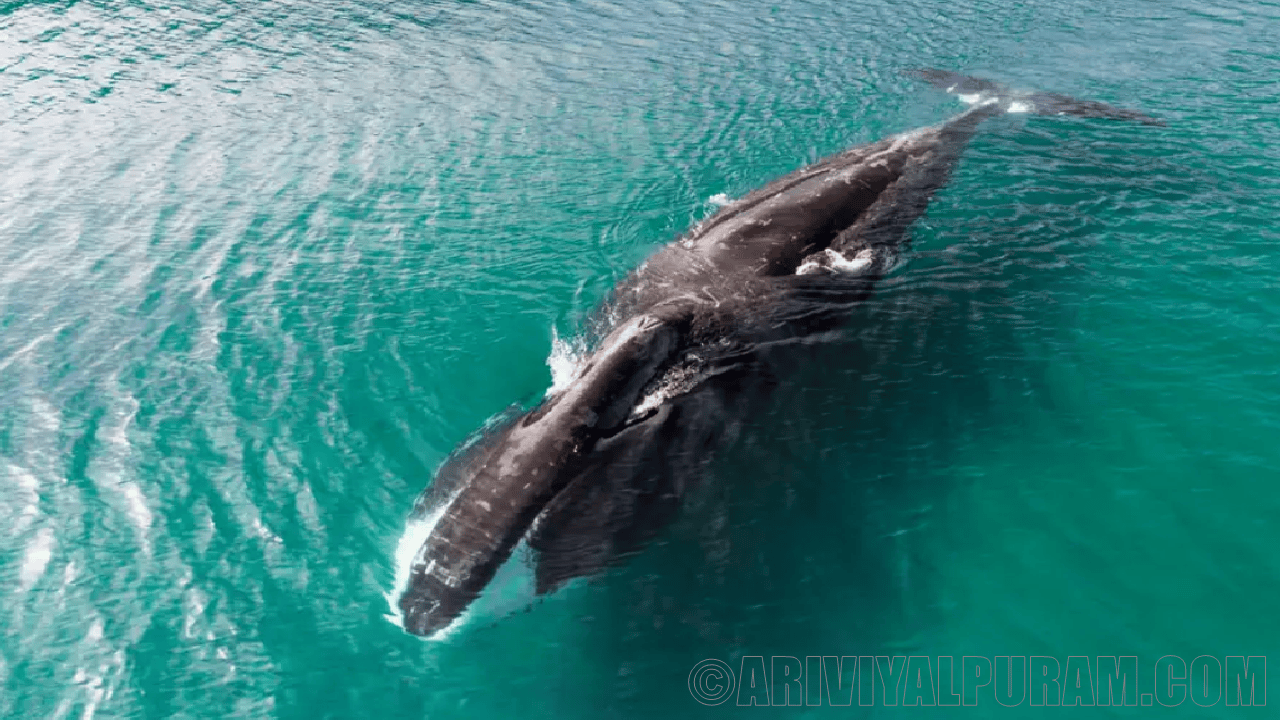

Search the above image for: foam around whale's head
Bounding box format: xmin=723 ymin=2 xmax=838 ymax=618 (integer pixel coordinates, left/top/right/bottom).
xmin=388 ymin=507 xmax=541 ymax=641
xmin=393 ymin=312 xmax=693 ymax=637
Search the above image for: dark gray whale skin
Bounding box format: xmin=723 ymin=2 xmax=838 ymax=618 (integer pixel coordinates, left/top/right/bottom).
xmin=397 ymin=70 xmax=1160 ymax=637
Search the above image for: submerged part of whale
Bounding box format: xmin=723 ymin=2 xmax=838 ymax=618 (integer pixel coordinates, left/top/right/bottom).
xmin=393 ymin=70 xmax=1160 ymax=638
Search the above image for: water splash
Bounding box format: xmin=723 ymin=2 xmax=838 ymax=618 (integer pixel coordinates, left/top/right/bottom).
xmin=547 ymin=326 xmax=586 ymax=395
xmin=385 ymin=500 xmax=454 ymax=634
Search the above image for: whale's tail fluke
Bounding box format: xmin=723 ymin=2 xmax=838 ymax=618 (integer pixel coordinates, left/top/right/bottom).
xmin=905 ymin=68 xmax=1165 ymax=127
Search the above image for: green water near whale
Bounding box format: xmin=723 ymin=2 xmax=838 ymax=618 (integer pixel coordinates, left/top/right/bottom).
xmin=1 ymin=0 xmax=1276 ymax=716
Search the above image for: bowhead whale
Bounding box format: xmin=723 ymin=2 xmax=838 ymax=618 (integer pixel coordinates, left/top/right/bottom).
xmin=394 ymin=69 xmax=1161 ymax=637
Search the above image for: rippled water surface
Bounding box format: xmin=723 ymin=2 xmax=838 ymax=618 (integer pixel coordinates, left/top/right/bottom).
xmin=2 ymin=0 xmax=1278 ymax=716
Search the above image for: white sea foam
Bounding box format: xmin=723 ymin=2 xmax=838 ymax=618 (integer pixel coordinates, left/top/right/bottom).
xmin=6 ymin=463 xmax=40 ymax=537
xmin=827 ymin=251 xmax=873 ymax=273
xmin=795 ymin=248 xmax=876 ymax=276
xmin=386 ymin=500 xmax=542 ymax=640
xmin=547 ymin=326 xmax=585 ymax=395
xmin=953 ymin=90 xmax=1030 ymax=115
xmin=385 ymin=482 xmax=543 ymax=641
xmin=19 ymin=527 xmax=55 ymax=590
xmin=385 ymin=500 xmax=453 ymax=633
xmin=95 ymin=386 xmax=153 ymax=557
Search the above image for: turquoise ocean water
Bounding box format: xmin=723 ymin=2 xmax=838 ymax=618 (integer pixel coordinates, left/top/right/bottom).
xmin=2 ymin=0 xmax=1277 ymax=716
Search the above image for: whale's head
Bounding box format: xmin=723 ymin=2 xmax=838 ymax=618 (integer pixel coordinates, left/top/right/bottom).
xmin=395 ymin=310 xmax=692 ymax=637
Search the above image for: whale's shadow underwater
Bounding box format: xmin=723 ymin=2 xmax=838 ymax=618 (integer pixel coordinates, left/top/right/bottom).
xmin=392 ymin=69 xmax=1163 ymax=638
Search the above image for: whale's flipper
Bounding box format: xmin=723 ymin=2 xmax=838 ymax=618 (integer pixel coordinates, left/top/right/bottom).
xmin=906 ymin=68 xmax=1166 ymax=127
xmin=527 ymin=407 xmax=686 ymax=595
xmin=528 ymin=380 xmax=732 ymax=594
